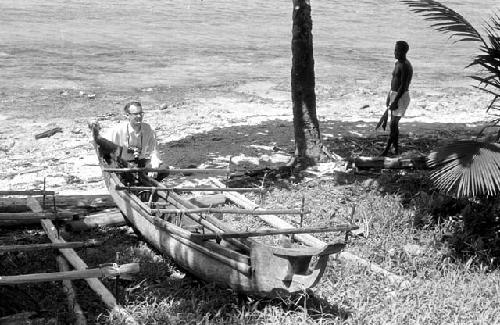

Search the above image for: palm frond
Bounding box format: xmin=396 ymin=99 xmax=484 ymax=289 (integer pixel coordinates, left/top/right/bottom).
xmin=428 ymin=140 xmax=500 ymax=197
xmin=400 ymin=0 xmax=484 ymax=44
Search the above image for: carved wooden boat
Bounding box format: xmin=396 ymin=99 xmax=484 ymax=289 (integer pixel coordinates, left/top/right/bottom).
xmin=92 ymin=137 xmax=348 ymax=297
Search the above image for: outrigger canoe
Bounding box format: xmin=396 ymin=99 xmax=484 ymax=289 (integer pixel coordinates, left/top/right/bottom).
xmin=91 ymin=127 xmax=353 ymax=297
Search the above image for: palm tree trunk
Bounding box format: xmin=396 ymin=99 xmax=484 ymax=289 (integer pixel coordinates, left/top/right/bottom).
xmin=291 ymin=0 xmax=324 ymax=168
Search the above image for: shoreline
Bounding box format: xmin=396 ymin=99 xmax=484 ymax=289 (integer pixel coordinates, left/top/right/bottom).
xmin=0 ymin=80 xmax=493 ymax=192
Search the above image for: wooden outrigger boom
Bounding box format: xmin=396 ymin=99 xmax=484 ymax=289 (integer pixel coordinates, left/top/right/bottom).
xmin=191 ymin=224 xmax=357 ymax=240
xmin=148 ymin=207 xmax=310 ymax=215
xmin=103 ymin=167 xmax=229 ymax=175
xmin=0 ymin=239 xmax=102 ymax=253
xmin=115 ymin=185 xmax=264 ymax=193
xmin=0 ymin=263 xmax=139 ymax=285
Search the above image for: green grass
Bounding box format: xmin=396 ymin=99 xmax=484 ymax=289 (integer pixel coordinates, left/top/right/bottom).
xmin=2 ymin=170 xmax=500 ymax=324
xmin=95 ymin=172 xmax=499 ymax=324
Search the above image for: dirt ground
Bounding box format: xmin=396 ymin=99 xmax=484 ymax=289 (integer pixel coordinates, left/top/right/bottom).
xmin=0 ymin=81 xmax=493 ymax=193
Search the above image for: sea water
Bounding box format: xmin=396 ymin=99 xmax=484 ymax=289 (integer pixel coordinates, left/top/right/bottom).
xmin=0 ymin=0 xmax=497 ymax=92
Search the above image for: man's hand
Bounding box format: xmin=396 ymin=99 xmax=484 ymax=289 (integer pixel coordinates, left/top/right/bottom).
xmin=389 ymin=101 xmax=398 ymax=111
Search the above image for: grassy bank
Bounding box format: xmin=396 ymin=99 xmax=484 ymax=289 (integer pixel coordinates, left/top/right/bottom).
xmin=2 ymin=166 xmax=500 ymax=324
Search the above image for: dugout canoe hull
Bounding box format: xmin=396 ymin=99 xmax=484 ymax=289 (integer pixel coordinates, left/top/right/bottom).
xmin=93 ymin=140 xmax=343 ymax=297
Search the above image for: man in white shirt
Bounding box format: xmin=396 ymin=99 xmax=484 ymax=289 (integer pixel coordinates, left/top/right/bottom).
xmin=101 ymin=101 xmax=162 ymax=169
xmin=93 ymin=101 xmax=165 ymax=179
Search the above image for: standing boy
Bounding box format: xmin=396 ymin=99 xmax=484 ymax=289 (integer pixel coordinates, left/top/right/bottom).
xmin=381 ymin=41 xmax=413 ymax=156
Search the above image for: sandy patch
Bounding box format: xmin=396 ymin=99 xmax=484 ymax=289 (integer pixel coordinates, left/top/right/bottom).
xmin=0 ymin=81 xmax=493 ymax=193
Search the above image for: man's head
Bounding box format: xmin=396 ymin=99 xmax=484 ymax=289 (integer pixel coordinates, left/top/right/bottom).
xmin=394 ymin=41 xmax=409 ymax=60
xmin=124 ymin=101 xmax=143 ymax=129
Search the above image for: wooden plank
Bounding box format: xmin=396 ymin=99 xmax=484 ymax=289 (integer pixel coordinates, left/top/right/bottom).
xmin=0 ymin=263 xmax=139 ymax=285
xmin=191 ymin=225 xmax=357 ymax=240
xmin=40 ymin=219 xmax=139 ymax=324
xmin=0 ymin=239 xmax=102 ymax=253
xmin=0 ymin=211 xmax=76 ymax=221
xmin=115 ymin=185 xmax=264 ymax=193
xmin=56 ymin=255 xmax=87 ymax=325
xmin=104 ymin=167 xmax=229 ymax=175
xmin=0 ymin=190 xmax=56 ymax=196
xmin=0 ymin=194 xmax=115 ymax=211
xmin=149 ymin=207 xmax=310 ymax=215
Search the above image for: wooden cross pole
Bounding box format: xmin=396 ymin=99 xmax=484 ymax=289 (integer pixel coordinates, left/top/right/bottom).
xmin=191 ymin=224 xmax=359 ymax=240
xmin=149 ymin=207 xmax=310 ymax=216
xmin=114 ymin=185 xmax=265 ymax=193
xmin=103 ymin=167 xmax=230 ymax=175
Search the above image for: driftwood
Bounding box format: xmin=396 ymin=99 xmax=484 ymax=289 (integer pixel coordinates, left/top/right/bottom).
xmin=34 ymin=127 xmax=63 ymax=139
xmin=56 ymin=256 xmax=87 ymax=325
xmin=348 ymin=155 xmax=429 ymax=170
xmin=65 ymin=209 xmax=126 ymax=232
xmin=40 ymin=219 xmax=139 ymax=324
xmin=148 ymin=207 xmax=310 ymax=215
xmin=210 ymin=178 xmax=409 ymax=287
xmin=0 ymin=239 xmax=101 ymax=253
xmin=191 ymin=224 xmax=358 ymax=240
xmin=0 ymin=263 xmax=140 ymax=285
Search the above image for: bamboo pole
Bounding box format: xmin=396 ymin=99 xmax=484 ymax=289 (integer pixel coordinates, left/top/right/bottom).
xmin=115 ymin=185 xmax=264 ymax=193
xmin=191 ymin=224 xmax=358 ymax=240
xmin=40 ymin=219 xmax=139 ymax=325
xmin=0 ymin=263 xmax=139 ymax=285
xmin=0 ymin=239 xmax=102 ymax=253
xmin=103 ymin=167 xmax=229 ymax=175
xmin=149 ymin=207 xmax=310 ymax=215
xmin=56 ymin=255 xmax=87 ymax=325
